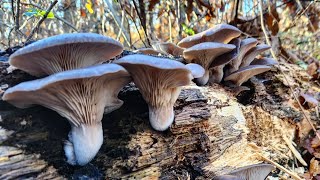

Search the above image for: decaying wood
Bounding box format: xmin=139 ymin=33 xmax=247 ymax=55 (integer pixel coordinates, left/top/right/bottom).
xmin=0 ymin=62 xmax=307 ymax=179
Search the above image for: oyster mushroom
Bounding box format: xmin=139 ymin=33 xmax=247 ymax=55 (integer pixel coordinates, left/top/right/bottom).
xmin=134 ymin=48 xmax=161 ymax=55
xmin=152 ymin=42 xmax=185 ymax=56
xmin=214 ymin=163 xmax=274 ymax=180
xmin=178 ymin=24 xmax=241 ymax=48
xmin=3 ymin=64 xmax=131 ymax=165
xmin=225 ymin=38 xmax=258 ymax=75
xmin=239 ymin=44 xmax=271 ymax=68
xmin=115 ymin=54 xmax=204 ymax=131
xmin=250 ymin=57 xmax=278 ymax=66
xmin=208 ymin=38 xmax=241 ymax=84
xmin=183 ymin=42 xmax=236 ymax=85
xmin=224 ymin=65 xmax=271 ymax=86
xmin=9 ymin=33 xmax=123 ymax=76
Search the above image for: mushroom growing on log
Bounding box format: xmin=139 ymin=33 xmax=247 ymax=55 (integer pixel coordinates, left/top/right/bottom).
xmin=2 ymin=64 xmax=131 ymax=165
xmin=115 ymin=54 xmax=205 ymax=131
xmin=9 ymin=33 xmax=123 ymax=76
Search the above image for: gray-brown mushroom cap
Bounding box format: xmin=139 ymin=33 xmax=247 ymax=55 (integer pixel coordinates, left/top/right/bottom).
xmin=209 ymin=38 xmax=241 ymax=84
xmin=224 ymin=65 xmax=271 ymax=86
xmin=134 ymin=48 xmax=162 ymax=55
xmin=3 ymin=64 xmax=131 ymax=166
xmin=250 ymin=57 xmax=278 ymax=66
xmin=183 ymin=42 xmax=236 ymax=85
xmin=178 ymin=24 xmax=241 ymax=48
xmin=115 ymin=54 xmax=205 ymax=131
xmin=9 ymin=33 xmax=124 ymax=77
xmin=152 ymin=42 xmax=185 ymax=56
xmin=239 ymin=44 xmax=271 ymax=68
xmin=225 ymin=38 xmax=258 ymax=75
xmin=214 ymin=163 xmax=274 ymax=180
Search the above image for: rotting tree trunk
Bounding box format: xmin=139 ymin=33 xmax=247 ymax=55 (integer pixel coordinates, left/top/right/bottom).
xmin=0 ymin=58 xmax=306 ymax=179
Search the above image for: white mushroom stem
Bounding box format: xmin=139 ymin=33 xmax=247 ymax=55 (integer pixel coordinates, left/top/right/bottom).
xmin=195 ymin=70 xmax=210 ymax=86
xmin=64 ymin=123 xmax=103 ymax=166
xmin=208 ymin=65 xmax=224 ymax=84
xmin=148 ymin=105 xmax=174 ymax=131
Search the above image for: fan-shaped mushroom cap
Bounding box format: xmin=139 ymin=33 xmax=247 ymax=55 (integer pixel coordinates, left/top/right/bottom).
xmin=134 ymin=48 xmax=161 ymax=55
xmin=239 ymin=44 xmax=271 ymax=68
xmin=183 ymin=42 xmax=236 ymax=85
xmin=224 ymin=65 xmax=271 ymax=86
xmin=226 ymin=38 xmax=258 ymax=75
xmin=214 ymin=164 xmax=274 ymax=180
xmin=177 ymin=24 xmax=241 ymax=48
xmin=208 ymin=38 xmax=241 ymax=84
xmin=115 ymin=54 xmax=204 ymax=131
xmin=250 ymin=57 xmax=278 ymax=66
xmin=152 ymin=42 xmax=185 ymax=56
xmin=3 ymin=64 xmax=131 ymax=165
xmin=9 ymin=33 xmax=123 ymax=77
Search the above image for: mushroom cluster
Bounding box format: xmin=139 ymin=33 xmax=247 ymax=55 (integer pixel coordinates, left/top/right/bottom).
xmin=136 ymin=24 xmax=278 ymax=87
xmin=3 ymin=33 xmax=205 ymax=166
xmin=2 ymin=24 xmax=277 ymax=166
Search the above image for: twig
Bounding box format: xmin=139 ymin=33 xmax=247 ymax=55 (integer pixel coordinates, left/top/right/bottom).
xmin=54 ymin=16 xmax=78 ymax=32
xmin=258 ymin=0 xmax=320 ymax=141
xmin=118 ymin=1 xmax=146 ymax=47
xmin=132 ymin=0 xmax=151 ymax=46
xmin=25 ymin=0 xmax=58 ymax=43
xmin=15 ymin=0 xmax=20 ymax=30
xmin=103 ymin=0 xmax=131 ymax=47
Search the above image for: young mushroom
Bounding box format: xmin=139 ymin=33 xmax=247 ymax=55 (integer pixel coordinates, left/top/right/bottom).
xmin=178 ymin=24 xmax=241 ymax=48
xmin=224 ymin=65 xmax=271 ymax=86
xmin=2 ymin=64 xmax=131 ymax=165
xmin=213 ymin=163 xmax=274 ymax=180
xmin=208 ymin=38 xmax=241 ymax=84
xmin=115 ymin=54 xmax=205 ymax=131
xmin=225 ymin=38 xmax=258 ymax=76
xmin=250 ymin=57 xmax=278 ymax=66
xmin=152 ymin=42 xmax=185 ymax=57
xmin=239 ymin=44 xmax=271 ymax=68
xmin=134 ymin=48 xmax=162 ymax=55
xmin=9 ymin=33 xmax=123 ymax=77
xmin=183 ymin=42 xmax=236 ymax=85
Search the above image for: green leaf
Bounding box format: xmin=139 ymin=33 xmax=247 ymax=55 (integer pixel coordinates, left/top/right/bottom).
xmin=36 ymin=10 xmax=55 ymax=19
xmin=182 ymin=23 xmax=195 ymax=36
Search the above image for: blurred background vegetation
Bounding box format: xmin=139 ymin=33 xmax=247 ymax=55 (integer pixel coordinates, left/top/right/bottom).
xmin=0 ymin=0 xmax=319 ymax=63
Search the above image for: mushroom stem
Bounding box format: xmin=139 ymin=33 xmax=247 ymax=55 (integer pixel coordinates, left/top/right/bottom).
xmin=64 ymin=123 xmax=103 ymax=166
xmin=209 ymin=66 xmax=224 ymax=84
xmin=148 ymin=105 xmax=174 ymax=131
xmin=195 ymin=70 xmax=209 ymax=86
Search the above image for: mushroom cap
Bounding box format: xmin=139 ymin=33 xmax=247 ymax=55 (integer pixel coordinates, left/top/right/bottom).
xmin=152 ymin=42 xmax=185 ymax=56
xmin=214 ymin=164 xmax=274 ymax=180
xmin=3 ymin=63 xmax=131 ymax=125
xmin=240 ymin=44 xmax=271 ymax=68
xmin=229 ymin=163 xmax=274 ymax=179
xmin=3 ymin=63 xmax=131 ymax=165
xmin=250 ymin=57 xmax=278 ymax=66
xmin=208 ymin=38 xmax=241 ymax=84
xmin=9 ymin=33 xmax=124 ymax=76
xmin=134 ymin=48 xmax=161 ymax=55
xmin=183 ymin=42 xmax=236 ymax=69
xmin=115 ymin=54 xmax=204 ymax=131
xmin=178 ymin=24 xmax=241 ymax=48
xmin=224 ymin=65 xmax=271 ymax=86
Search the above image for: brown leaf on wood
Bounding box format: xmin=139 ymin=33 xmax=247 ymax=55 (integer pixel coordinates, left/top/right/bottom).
xmin=265 ymin=4 xmax=279 ymax=35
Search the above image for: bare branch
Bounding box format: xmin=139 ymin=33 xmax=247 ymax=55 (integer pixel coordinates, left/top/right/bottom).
xmin=25 ymin=0 xmax=58 ymax=43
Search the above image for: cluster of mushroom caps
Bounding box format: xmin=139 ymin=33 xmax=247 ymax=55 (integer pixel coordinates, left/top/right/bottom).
xmin=2 ymin=33 xmax=205 ymax=166
xmin=138 ymin=24 xmax=278 ymax=87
